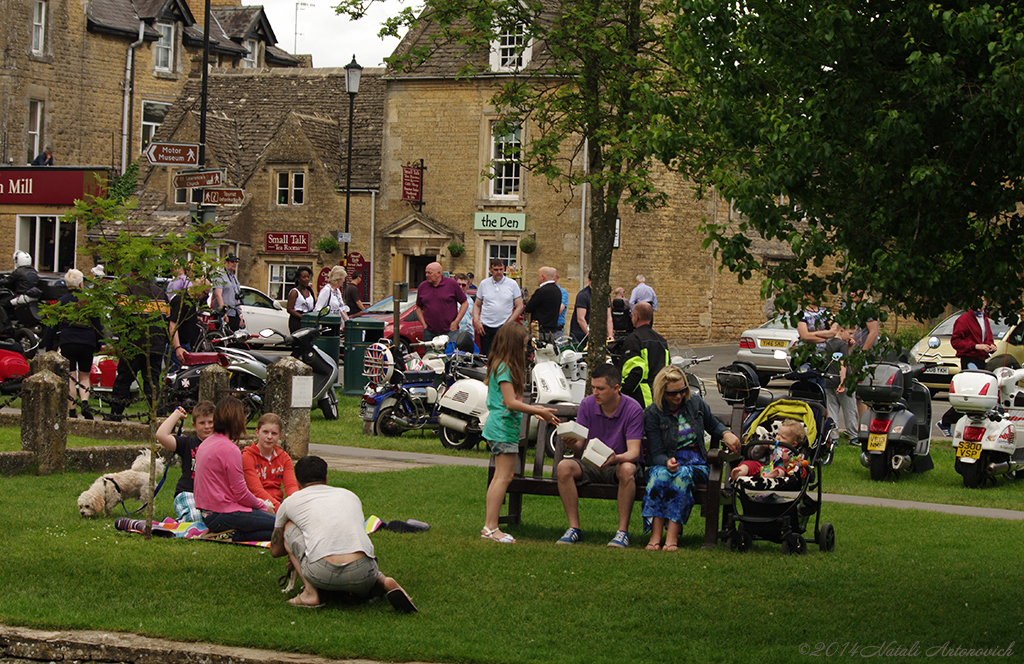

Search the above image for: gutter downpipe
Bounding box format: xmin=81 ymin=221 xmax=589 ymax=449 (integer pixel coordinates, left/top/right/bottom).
xmin=370 ymin=189 xmax=376 ymax=299
xmin=121 ymin=21 xmax=145 ymax=173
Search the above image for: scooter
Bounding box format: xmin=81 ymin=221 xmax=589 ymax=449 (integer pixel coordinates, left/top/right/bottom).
xmin=435 ymin=333 xmax=493 ymax=449
xmin=360 ymin=334 xmax=476 ymax=438
xmin=163 ymin=329 xmax=270 ymax=418
xmin=948 ymin=367 xmax=1024 ymax=487
xmin=527 ymin=336 xmax=586 ymax=455
xmin=856 ymin=359 xmax=935 ymax=481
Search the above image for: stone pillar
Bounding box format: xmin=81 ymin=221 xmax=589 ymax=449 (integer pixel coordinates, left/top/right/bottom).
xmin=31 ymin=351 xmax=69 ymax=383
xmin=21 ymin=369 xmax=67 ymax=474
xmin=198 ymin=364 xmax=230 ymax=406
xmin=263 ymin=356 xmax=312 ymax=459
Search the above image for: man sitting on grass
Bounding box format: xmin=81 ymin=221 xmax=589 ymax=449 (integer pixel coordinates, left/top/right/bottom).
xmin=269 ymin=456 xmax=417 ymax=612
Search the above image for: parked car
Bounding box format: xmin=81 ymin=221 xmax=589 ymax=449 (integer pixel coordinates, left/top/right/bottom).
xmin=910 ymin=311 xmax=1022 ymax=392
xmin=238 ymin=286 xmax=292 ymax=344
xmin=351 ymin=290 xmax=424 ymax=356
xmin=737 ymin=315 xmax=800 ymax=385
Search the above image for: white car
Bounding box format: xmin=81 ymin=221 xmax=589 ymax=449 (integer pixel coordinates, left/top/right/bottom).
xmin=238 ymin=286 xmax=291 ymax=344
xmin=737 ymin=316 xmax=800 ymax=385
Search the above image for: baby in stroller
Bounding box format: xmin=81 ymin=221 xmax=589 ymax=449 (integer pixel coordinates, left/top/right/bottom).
xmin=731 ymin=419 xmax=808 ymax=483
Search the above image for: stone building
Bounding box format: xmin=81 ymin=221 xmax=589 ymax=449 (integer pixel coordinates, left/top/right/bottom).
xmin=0 ymin=0 xmax=297 ymax=272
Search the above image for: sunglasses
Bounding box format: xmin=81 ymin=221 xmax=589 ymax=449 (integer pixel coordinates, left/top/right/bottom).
xmin=665 ymin=388 xmax=688 ymax=397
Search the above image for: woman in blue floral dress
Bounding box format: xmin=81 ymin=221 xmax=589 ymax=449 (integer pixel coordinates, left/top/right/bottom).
xmin=642 ymin=366 xmax=740 ymax=550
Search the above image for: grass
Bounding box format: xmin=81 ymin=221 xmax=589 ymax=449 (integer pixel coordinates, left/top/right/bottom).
xmin=1 ymin=463 xmax=1021 ymax=664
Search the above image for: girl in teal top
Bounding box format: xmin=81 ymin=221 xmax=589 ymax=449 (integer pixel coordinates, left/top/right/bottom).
xmin=481 ymin=322 xmax=559 ymax=543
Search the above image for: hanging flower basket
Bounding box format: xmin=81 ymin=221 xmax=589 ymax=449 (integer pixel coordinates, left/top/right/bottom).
xmin=448 ymin=242 xmax=465 ymax=257
xmin=519 ymin=236 xmax=537 ymax=254
xmin=316 ymin=237 xmax=340 ymax=254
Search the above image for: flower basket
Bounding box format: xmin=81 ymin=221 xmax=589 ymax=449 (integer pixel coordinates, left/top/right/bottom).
xmin=448 ymin=242 xmax=465 ymax=257
xmin=316 ymin=236 xmax=340 ymax=254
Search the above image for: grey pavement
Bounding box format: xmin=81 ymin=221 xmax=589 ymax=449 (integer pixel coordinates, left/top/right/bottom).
xmin=310 ymin=443 xmax=1024 ymax=521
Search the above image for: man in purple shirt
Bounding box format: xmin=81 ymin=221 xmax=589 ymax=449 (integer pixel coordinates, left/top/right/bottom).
xmin=555 ymin=364 xmax=644 ymax=548
xmin=415 ymin=262 xmax=468 ymax=341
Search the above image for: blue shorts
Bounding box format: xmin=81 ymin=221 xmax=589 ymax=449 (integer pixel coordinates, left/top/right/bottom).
xmin=487 ymin=439 xmax=519 ymax=455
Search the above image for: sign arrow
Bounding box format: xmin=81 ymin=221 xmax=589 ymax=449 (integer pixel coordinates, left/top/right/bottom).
xmin=145 ymin=142 xmax=200 ymax=166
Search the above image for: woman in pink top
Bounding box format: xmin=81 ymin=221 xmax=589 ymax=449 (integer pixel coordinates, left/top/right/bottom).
xmin=194 ymin=397 xmax=276 ymax=541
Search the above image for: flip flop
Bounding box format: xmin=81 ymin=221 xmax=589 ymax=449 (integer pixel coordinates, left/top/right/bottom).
xmin=663 ymin=544 xmax=679 ymax=552
xmin=287 ymin=596 xmax=325 ymax=609
xmin=645 ymin=543 xmax=662 ymax=551
xmin=386 ymin=588 xmax=418 ymax=613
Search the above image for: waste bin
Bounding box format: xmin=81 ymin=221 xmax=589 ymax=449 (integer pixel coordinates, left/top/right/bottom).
xmin=343 ymin=317 xmax=385 ymax=395
xmin=301 ymin=312 xmax=342 ymax=370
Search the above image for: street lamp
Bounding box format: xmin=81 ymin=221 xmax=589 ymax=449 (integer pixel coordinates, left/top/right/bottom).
xmin=343 ymin=54 xmax=362 ymax=268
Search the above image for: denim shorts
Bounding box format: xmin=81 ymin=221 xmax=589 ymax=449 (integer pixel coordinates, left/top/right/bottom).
xmin=285 ymin=526 xmax=380 ymax=596
xmin=487 ymin=438 xmax=519 ymax=455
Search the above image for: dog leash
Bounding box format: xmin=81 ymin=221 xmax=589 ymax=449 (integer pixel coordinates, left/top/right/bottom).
xmin=119 ymin=448 xmax=174 ymax=516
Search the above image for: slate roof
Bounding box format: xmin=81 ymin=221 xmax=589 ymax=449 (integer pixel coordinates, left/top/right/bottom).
xmin=266 ymin=45 xmax=301 ymax=67
xmin=87 ymin=0 xmax=242 ymax=55
xmin=213 ymin=6 xmax=276 ymax=43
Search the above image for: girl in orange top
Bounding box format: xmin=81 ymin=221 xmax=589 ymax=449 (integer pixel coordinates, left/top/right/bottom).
xmin=241 ymin=413 xmax=300 ymax=511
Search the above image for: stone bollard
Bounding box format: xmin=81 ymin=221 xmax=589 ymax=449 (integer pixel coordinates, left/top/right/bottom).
xmin=21 ymin=368 xmax=67 ymax=474
xmin=31 ymin=350 xmax=69 ymax=383
xmin=198 ymin=364 xmax=231 ymax=406
xmin=263 ymin=356 xmax=312 ymax=459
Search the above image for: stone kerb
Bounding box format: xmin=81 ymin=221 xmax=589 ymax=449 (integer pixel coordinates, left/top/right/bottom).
xmin=263 ymin=357 xmax=312 ymax=459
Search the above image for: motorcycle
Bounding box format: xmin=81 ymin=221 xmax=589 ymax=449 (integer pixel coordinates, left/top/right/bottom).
xmin=856 ymin=358 xmax=935 ymax=481
xmin=948 ymin=367 xmax=1024 ymax=487
xmin=526 ymin=335 xmax=587 ymax=455
xmin=0 ymin=280 xmax=65 ymax=356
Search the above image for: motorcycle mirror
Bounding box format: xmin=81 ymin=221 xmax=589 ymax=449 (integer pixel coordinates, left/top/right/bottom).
xmin=832 ymin=352 xmax=844 ymax=361
xmin=773 ymin=349 xmax=788 ymax=360
xmin=432 ymin=334 xmax=449 ymax=347
xmin=317 ymin=306 xmax=331 ymax=319
xmin=928 ymin=336 xmax=941 ymax=349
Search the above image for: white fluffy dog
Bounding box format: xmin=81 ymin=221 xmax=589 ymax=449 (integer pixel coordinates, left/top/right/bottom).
xmin=77 ymin=450 xmax=167 ymax=517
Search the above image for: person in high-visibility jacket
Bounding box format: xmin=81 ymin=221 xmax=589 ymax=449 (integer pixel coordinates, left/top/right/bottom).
xmin=620 ymin=302 xmax=669 ymax=408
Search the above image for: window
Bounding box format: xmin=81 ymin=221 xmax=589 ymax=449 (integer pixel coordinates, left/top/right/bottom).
xmin=268 ymin=264 xmax=311 ymax=300
xmin=491 ymin=124 xmax=521 ymax=198
xmin=27 ymin=100 xmax=43 ymax=164
xmin=141 ymin=101 xmax=171 ymax=150
xmin=276 ymin=171 xmax=305 ymax=205
xmin=174 ymin=187 xmax=204 ymax=205
xmin=31 ymin=1 xmax=46 ymax=54
xmin=490 ymin=22 xmax=531 ymax=71
xmin=242 ymin=39 xmax=258 ymax=68
xmin=487 ymin=241 xmax=517 ymax=268
xmin=17 ymin=215 xmax=76 ymax=273
xmin=155 ymin=21 xmax=175 ymax=71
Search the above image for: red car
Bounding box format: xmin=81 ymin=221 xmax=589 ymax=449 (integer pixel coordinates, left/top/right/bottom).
xmin=352 ymin=290 xmax=424 ymax=356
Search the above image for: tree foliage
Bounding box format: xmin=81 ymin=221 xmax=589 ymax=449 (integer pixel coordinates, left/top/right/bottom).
xmin=335 ymin=0 xmax=673 ymax=363
xmin=653 ymin=0 xmax=1024 ymax=324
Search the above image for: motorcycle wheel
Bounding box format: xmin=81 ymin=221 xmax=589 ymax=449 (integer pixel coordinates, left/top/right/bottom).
xmin=544 ymin=426 xmax=559 ymax=458
xmin=817 ymin=523 xmax=836 ymax=552
xmin=320 ymin=390 xmax=339 ymax=421
xmin=868 ymin=448 xmax=893 ymax=482
xmin=957 ymin=452 xmax=988 ymax=488
xmin=439 ymin=425 xmax=480 ymax=450
xmin=374 ymin=406 xmax=406 ymax=437
xmin=13 ymin=328 xmax=39 ymax=358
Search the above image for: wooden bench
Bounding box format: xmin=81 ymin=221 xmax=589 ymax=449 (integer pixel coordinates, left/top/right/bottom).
xmin=487 ymin=401 xmax=731 ymax=548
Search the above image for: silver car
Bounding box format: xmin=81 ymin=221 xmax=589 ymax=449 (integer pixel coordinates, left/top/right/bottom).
xmin=737 ymin=316 xmax=799 ymax=384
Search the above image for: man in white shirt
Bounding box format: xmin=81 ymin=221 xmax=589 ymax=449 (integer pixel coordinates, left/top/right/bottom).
xmin=629 ymin=274 xmax=658 ymax=312
xmin=472 ymin=258 xmax=524 ymax=355
xmin=269 ymin=456 xmax=417 ymax=612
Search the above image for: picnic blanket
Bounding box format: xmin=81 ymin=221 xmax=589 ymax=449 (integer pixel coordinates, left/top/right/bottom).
xmin=114 ymin=515 xmax=430 ymax=545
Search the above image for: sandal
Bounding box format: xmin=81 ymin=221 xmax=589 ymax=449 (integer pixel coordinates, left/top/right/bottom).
xmin=645 ymin=542 xmax=662 ymax=551
xmin=287 ymin=595 xmax=324 ymax=608
xmin=481 ymin=526 xmax=515 ymax=543
xmin=663 ymin=543 xmax=679 ymax=552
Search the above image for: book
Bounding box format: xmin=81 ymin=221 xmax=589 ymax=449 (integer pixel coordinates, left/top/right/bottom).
xmin=581 ymin=437 xmax=615 ymax=468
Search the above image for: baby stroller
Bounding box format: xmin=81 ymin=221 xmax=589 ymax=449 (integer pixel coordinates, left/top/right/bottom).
xmin=722 ymin=398 xmax=836 ymax=555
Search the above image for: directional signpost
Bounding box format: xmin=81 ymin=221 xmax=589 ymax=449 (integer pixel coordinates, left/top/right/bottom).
xmin=144 ymin=142 xmax=200 ymax=167
xmin=202 ymin=188 xmax=245 ymax=206
xmin=173 ymin=169 xmax=225 ymax=189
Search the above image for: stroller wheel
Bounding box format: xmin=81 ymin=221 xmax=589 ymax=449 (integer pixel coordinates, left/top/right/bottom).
xmin=728 ymin=530 xmax=752 ymax=553
xmin=817 ymin=523 xmax=836 ymax=552
xmin=781 ymin=532 xmax=807 ymax=556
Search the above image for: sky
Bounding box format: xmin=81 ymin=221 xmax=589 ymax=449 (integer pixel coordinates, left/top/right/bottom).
xmin=259 ymin=0 xmax=406 ymax=69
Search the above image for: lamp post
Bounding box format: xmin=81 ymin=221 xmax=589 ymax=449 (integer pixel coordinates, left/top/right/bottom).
xmin=343 ymin=55 xmax=362 ymax=269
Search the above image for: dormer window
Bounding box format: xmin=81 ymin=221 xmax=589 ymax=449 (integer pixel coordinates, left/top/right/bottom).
xmin=243 ymin=39 xmax=258 ymax=68
xmin=490 ymin=22 xmax=531 ymax=71
xmin=155 ymin=21 xmax=175 ymax=71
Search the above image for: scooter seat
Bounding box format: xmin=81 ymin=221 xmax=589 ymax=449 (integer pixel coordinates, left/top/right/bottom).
xmin=181 ymin=352 xmax=222 ymax=366
xmin=247 ymin=351 xmax=278 ymax=365
xmin=458 ymin=366 xmax=488 ymax=382
xmin=402 ymin=370 xmax=441 ymax=384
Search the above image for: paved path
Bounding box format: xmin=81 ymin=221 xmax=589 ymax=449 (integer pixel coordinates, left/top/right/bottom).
xmin=309 ymin=444 xmax=1024 ymax=521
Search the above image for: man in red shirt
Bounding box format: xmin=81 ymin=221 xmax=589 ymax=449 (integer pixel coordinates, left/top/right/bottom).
xmin=415 ymin=262 xmax=468 ymax=341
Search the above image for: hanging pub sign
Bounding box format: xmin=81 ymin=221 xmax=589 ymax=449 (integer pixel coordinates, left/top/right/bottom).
xmin=401 ymin=165 xmax=422 ymax=202
xmin=265 ymin=232 xmax=310 ymax=253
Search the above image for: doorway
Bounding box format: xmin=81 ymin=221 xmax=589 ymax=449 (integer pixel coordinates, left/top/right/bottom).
xmin=407 ymin=255 xmax=432 ymax=289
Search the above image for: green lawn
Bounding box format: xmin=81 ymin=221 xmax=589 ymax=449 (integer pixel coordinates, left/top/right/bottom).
xmin=0 ymin=463 xmax=1020 ymax=664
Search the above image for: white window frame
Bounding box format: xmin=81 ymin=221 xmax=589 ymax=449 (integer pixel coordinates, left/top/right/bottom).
xmin=268 ymin=264 xmax=312 ymax=301
xmin=155 ymin=21 xmax=175 ymax=72
xmin=490 ymin=123 xmax=521 ymax=199
xmin=141 ymin=100 xmax=171 ymax=151
xmin=27 ymin=100 xmax=43 ymax=163
xmin=16 ymin=215 xmax=76 ymax=273
xmin=489 ymin=22 xmax=531 ymax=71
xmin=275 ymin=171 xmax=305 ymax=206
xmin=242 ymin=39 xmax=258 ymax=68
xmin=174 ymin=187 xmax=204 ymax=205
xmin=486 ymin=241 xmax=517 ymax=269
xmin=31 ymin=0 xmax=47 ymax=54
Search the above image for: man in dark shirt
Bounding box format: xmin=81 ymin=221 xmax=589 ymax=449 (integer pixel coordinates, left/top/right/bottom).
xmin=415 ymin=262 xmax=468 ymax=341
xmin=523 ymin=266 xmax=564 ymax=339
xmin=619 ymin=302 xmax=669 ymax=408
xmin=570 ymin=274 xmax=592 ymax=343
xmin=344 ymin=271 xmax=365 ymax=315
xmin=169 ymin=280 xmax=209 ymax=366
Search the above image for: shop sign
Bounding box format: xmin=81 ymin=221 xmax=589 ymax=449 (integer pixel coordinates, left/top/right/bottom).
xmin=265 ymin=232 xmax=310 ymax=253
xmin=0 ymin=168 xmax=106 ymax=205
xmin=474 ymin=212 xmax=526 ymax=232
xmin=402 ymin=165 xmax=422 ymax=202
xmin=347 ymin=252 xmax=371 ymax=302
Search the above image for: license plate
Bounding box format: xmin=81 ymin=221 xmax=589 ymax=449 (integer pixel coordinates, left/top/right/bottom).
xmin=923 ymin=365 xmax=949 ymax=375
xmin=867 ymin=433 xmax=887 ymax=452
xmin=760 ymin=339 xmax=788 ymax=348
xmin=957 ymin=441 xmax=982 ymax=460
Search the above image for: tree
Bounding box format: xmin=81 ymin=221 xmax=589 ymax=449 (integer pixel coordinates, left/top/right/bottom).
xmin=653 ymin=0 xmax=1024 ymax=324
xmin=336 ymin=0 xmax=672 ymax=366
